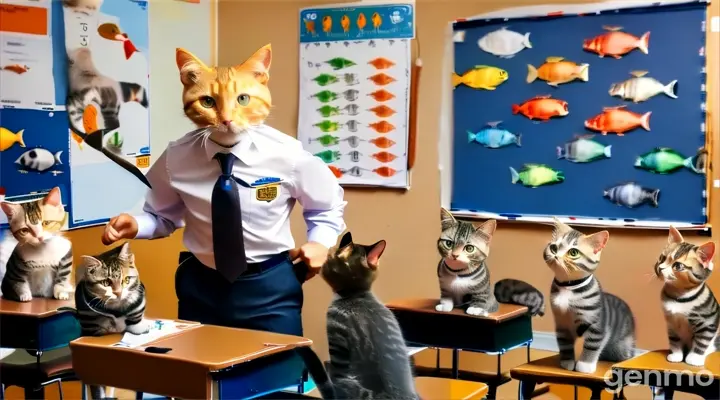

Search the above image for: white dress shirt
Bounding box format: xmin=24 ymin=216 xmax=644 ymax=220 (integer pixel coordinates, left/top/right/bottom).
xmin=133 ymin=124 xmax=347 ymax=267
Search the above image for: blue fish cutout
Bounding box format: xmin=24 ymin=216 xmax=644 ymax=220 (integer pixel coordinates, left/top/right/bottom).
xmin=252 ymin=177 xmax=282 ymax=187
xmin=467 ymin=121 xmax=521 ymax=149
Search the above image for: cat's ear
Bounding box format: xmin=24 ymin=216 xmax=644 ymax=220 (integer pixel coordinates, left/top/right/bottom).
xmin=440 ymin=208 xmax=455 ymax=230
xmin=0 ymin=202 xmax=19 ymax=218
xmin=668 ymin=226 xmax=684 ymax=245
xmin=236 ymin=44 xmax=272 ymax=85
xmin=339 ymin=231 xmax=353 ymax=249
xmin=43 ymin=187 xmax=62 ymax=206
xmin=365 ymin=240 xmax=386 ymax=270
xmin=551 ymin=217 xmax=572 ymax=239
xmin=697 ymin=241 xmax=715 ymax=269
xmin=582 ymin=230 xmax=609 ymax=254
xmin=80 ymin=255 xmax=102 ymax=271
xmin=336 ymin=232 xmax=353 ymax=259
xmin=475 ymin=219 xmax=497 ymax=239
xmin=118 ymin=241 xmax=131 ymax=260
xmin=176 ymin=48 xmax=209 ymax=85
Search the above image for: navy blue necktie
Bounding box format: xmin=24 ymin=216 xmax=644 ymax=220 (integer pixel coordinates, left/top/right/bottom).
xmin=212 ymin=152 xmax=247 ymax=282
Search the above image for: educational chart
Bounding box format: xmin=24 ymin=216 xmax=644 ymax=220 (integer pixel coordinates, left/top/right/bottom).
xmin=297 ymin=4 xmax=415 ymax=188
xmin=449 ymin=1 xmax=709 ymax=228
xmin=63 ymin=0 xmax=152 ymax=227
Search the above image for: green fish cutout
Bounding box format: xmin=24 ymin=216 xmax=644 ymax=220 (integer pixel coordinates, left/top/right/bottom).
xmin=634 ymin=147 xmax=700 ymax=174
xmin=325 ymin=57 xmax=356 ymax=70
xmin=308 ymin=134 xmax=340 ymax=147
xmin=313 ymin=120 xmax=341 ymax=133
xmin=315 ymin=150 xmax=341 ymax=163
xmin=317 ymin=105 xmax=341 ymax=117
xmin=311 ymin=90 xmax=338 ymax=103
xmin=510 ymin=164 xmax=565 ymax=187
xmin=313 ymin=73 xmax=339 ymax=86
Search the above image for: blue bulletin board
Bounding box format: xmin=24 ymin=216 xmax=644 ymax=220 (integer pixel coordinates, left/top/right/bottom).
xmin=449 ymin=1 xmax=710 ymax=229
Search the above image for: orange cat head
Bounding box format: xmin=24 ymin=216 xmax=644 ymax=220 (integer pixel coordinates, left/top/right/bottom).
xmin=175 ymin=44 xmax=272 ymax=145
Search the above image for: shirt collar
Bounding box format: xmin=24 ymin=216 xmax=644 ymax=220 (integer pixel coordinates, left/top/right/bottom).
xmin=203 ymin=127 xmax=262 ymax=165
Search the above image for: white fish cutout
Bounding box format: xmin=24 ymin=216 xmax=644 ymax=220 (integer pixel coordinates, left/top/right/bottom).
xmin=453 ymin=31 xmax=466 ymax=43
xmin=478 ymin=27 xmax=532 ymax=58
xmin=15 ymin=148 xmax=62 ymax=173
xmin=609 ymin=71 xmax=678 ymax=103
xmin=603 ymin=182 xmax=659 ymax=208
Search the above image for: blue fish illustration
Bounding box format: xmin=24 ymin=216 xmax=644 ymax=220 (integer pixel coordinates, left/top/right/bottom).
xmin=467 ymin=121 xmax=521 ymax=149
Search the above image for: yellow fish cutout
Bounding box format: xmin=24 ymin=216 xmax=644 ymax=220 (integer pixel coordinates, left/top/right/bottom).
xmin=630 ymin=70 xmax=649 ymax=77
xmin=0 ymin=127 xmax=25 ymax=152
xmin=452 ymin=65 xmax=508 ymax=90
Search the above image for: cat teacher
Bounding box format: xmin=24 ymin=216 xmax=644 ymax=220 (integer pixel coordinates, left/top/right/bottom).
xmin=100 ymin=44 xmax=347 ymax=337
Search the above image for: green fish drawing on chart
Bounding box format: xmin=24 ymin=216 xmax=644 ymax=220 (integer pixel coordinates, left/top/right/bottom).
xmin=315 ymin=150 xmax=341 ymax=163
xmin=309 ymin=134 xmax=340 ymax=147
xmin=510 ymin=164 xmax=565 ymax=188
xmin=310 ymin=90 xmax=338 ymax=103
xmin=313 ymin=120 xmax=341 ymax=133
xmin=634 ymin=147 xmax=702 ymax=174
xmin=313 ymin=73 xmax=339 ymax=86
xmin=317 ymin=105 xmax=341 ymax=117
xmin=325 ymin=57 xmax=356 ymax=70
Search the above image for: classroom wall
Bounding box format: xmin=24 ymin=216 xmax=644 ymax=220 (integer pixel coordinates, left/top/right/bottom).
xmin=215 ymin=0 xmax=720 ymax=364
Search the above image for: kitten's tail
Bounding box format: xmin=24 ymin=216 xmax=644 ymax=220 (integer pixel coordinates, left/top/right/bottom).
xmin=494 ymin=279 xmax=546 ymax=317
xmin=295 ymin=347 xmax=336 ymax=399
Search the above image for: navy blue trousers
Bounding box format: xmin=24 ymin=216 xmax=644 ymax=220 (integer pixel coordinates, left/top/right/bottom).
xmin=175 ymin=252 xmax=304 ymax=336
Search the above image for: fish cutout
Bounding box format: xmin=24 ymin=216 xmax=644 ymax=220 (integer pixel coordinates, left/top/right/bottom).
xmin=328 ymin=165 xmax=344 ymax=178
xmin=477 ymin=27 xmax=531 ymax=58
xmin=357 ymin=13 xmax=367 ymax=33
xmin=304 ymin=19 xmax=317 ymax=36
xmin=313 ymin=120 xmax=341 ymax=133
xmin=453 ymin=31 xmax=466 ymax=43
xmin=369 ymin=121 xmax=395 ymax=134
xmin=368 ymin=105 xmax=396 ymax=118
xmin=347 ymin=150 xmax=362 ymax=162
xmin=510 ymin=164 xmax=564 ymax=187
xmin=373 ymin=166 xmax=400 ymax=178
xmin=315 ymin=150 xmax=341 ymax=163
xmin=452 ymin=65 xmax=508 ymax=90
xmin=15 ymin=148 xmax=63 ymax=173
xmin=322 ymin=15 xmax=332 ymax=35
xmin=0 ymin=127 xmax=25 ymax=152
xmin=313 ymin=73 xmax=339 ymax=86
xmin=371 ymin=12 xmax=382 ymax=33
xmin=527 ymin=57 xmax=589 ymax=86
xmin=325 ymin=57 xmax=356 ymax=70
xmin=2 ymin=64 xmax=29 ymax=74
xmin=467 ymin=121 xmax=521 ymax=149
xmin=512 ymin=95 xmax=569 ymax=120
xmin=341 ymin=15 xmax=351 ymax=36
xmin=340 ymin=73 xmax=359 ymax=85
xmin=310 ymin=90 xmax=338 ymax=103
xmin=317 ymin=105 xmax=341 ymax=117
xmin=634 ymin=147 xmax=700 ymax=174
xmin=345 ymin=120 xmax=359 ymax=132
xmin=368 ymin=89 xmax=395 ymax=102
xmin=369 ymin=137 xmax=395 ymax=149
xmin=604 ymin=182 xmax=659 ymax=208
xmin=343 ymin=104 xmax=360 ymax=116
xmin=341 ymin=135 xmax=364 ymax=148
xmin=557 ymin=135 xmax=611 ymax=163
xmin=342 ymin=89 xmax=359 ymax=101
xmin=609 ymin=71 xmax=677 ymax=103
xmin=584 ymin=105 xmax=651 ymax=135
xmin=583 ymin=27 xmax=650 ymax=59
xmin=368 ymin=73 xmax=396 ymax=86
xmin=371 ymin=151 xmax=398 ymax=163
xmin=368 ymin=58 xmax=395 ymax=70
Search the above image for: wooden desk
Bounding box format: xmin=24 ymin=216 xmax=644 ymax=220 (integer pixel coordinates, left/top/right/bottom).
xmin=387 ymin=298 xmax=533 ymax=399
xmin=415 ymin=377 xmax=489 ymax=400
xmin=612 ymin=350 xmax=720 ymax=399
xmin=510 ymin=354 xmax=616 ymax=400
xmin=0 ymin=297 xmax=80 ymax=352
xmin=70 ymin=324 xmax=317 ymax=399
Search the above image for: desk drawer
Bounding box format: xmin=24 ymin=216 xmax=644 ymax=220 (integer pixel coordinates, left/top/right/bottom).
xmin=0 ymin=312 xmax=81 ymax=351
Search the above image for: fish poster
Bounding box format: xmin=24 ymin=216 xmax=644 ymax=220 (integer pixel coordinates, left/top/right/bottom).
xmin=450 ymin=1 xmax=709 ymax=228
xmin=297 ymin=3 xmax=415 ymax=188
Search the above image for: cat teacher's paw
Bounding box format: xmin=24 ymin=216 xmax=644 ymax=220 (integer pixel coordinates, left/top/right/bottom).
xmin=126 ymin=320 xmax=153 ymax=335
xmin=466 ymin=307 xmax=488 ymax=317
xmin=574 ymin=361 xmax=597 ymax=374
xmin=559 ymin=359 xmax=575 ymax=371
xmin=53 ymin=286 xmax=69 ymax=300
xmin=18 ymin=292 xmax=32 ymax=302
xmin=684 ymin=353 xmax=705 ymax=367
xmin=666 ymin=352 xmax=684 ymax=363
xmin=435 ymin=302 xmax=453 ymax=312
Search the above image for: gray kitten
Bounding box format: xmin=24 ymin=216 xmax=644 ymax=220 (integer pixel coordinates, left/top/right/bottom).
xmin=544 ymin=218 xmax=636 ymax=374
xmin=655 ymin=227 xmax=719 ymax=367
xmin=0 ymin=188 xmax=73 ymax=302
xmin=436 ymin=208 xmax=498 ymax=316
xmin=319 ymin=232 xmax=418 ymax=400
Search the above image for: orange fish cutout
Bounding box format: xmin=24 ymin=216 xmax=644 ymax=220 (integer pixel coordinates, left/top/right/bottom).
xmin=371 ymin=152 xmax=398 ymax=163
xmin=373 ymin=166 xmax=399 ymax=178
xmin=322 ymin=15 xmax=333 ymax=34
xmin=369 ymin=137 xmax=395 ymax=149
xmin=368 ymin=105 xmax=396 ymax=118
xmin=371 ymin=12 xmax=382 ymax=32
xmin=368 ymin=89 xmax=395 ymax=102
xmin=328 ymin=165 xmax=343 ymax=178
xmin=584 ymin=105 xmax=651 ymax=136
xmin=512 ymin=95 xmax=569 ymax=121
xmin=369 ymin=121 xmax=395 ymax=134
xmin=304 ymin=19 xmax=316 ymax=36
xmin=583 ymin=26 xmax=650 ymax=59
xmin=368 ymin=73 xmax=396 ymax=86
xmin=341 ymin=15 xmax=350 ymax=35
xmin=368 ymin=57 xmax=395 ymax=70
xmin=357 ymin=13 xmax=367 ymax=32
xmin=2 ymin=64 xmax=29 ymax=74
xmin=73 ymin=104 xmax=99 ymax=149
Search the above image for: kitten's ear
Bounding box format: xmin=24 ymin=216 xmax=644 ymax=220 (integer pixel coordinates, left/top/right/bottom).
xmin=339 ymin=231 xmax=353 ymax=249
xmin=118 ymin=242 xmax=131 ymax=260
xmin=0 ymin=202 xmax=20 ymax=218
xmin=176 ymin=48 xmax=209 ymax=85
xmin=551 ymin=217 xmax=572 ymax=239
xmin=43 ymin=187 xmax=62 ymax=206
xmin=697 ymin=241 xmax=715 ymax=269
xmin=583 ymin=230 xmax=609 ymax=254
xmin=80 ymin=255 xmax=102 ymax=270
xmin=236 ymin=44 xmax=272 ymax=85
xmin=475 ymin=219 xmax=497 ymax=239
xmin=365 ymin=240 xmax=386 ymax=270
xmin=440 ymin=208 xmax=455 ymax=230
xmin=668 ymin=226 xmax=684 ymax=245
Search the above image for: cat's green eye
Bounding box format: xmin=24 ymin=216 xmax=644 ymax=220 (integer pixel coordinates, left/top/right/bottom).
xmin=199 ymin=96 xmax=215 ymax=108
xmin=672 ymin=262 xmax=685 ymax=271
xmin=237 ymin=94 xmax=251 ymax=106
xmin=123 ymin=276 xmax=131 ymax=285
xmin=567 ymin=248 xmax=580 ymax=259
xmin=442 ymin=239 xmax=453 ymax=248
xmin=464 ymin=245 xmax=475 ymax=253
xmin=102 ymin=279 xmax=112 ymax=286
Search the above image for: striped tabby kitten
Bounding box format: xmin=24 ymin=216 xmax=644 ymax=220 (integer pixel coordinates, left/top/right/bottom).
xmin=320 ymin=232 xmax=418 ymax=400
xmin=655 ymin=227 xmax=718 ymax=367
xmin=544 ymin=218 xmax=636 ymax=373
xmin=436 ymin=208 xmax=498 ymax=316
xmin=0 ymin=188 xmax=72 ymax=302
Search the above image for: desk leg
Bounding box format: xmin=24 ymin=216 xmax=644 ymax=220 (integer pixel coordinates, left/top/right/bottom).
xmin=81 ymin=383 xmax=88 ymax=400
xmin=518 ymin=380 xmax=536 ymax=400
xmin=0 ymin=383 xmax=4 ymax=400
xmin=24 ymin=386 xmax=45 ymax=400
xmin=451 ymin=349 xmax=459 ymax=379
xmin=590 ymin=388 xmax=602 ymax=400
xmin=664 ymin=387 xmax=675 ymax=400
xmin=136 ymin=391 xmax=144 ymax=400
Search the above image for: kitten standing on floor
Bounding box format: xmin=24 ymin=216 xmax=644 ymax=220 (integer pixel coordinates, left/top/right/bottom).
xmin=655 ymin=227 xmax=719 ymax=367
xmin=319 ymin=232 xmax=418 ymax=400
xmin=544 ymin=218 xmax=636 ymax=374
xmin=0 ymin=188 xmax=73 ymax=302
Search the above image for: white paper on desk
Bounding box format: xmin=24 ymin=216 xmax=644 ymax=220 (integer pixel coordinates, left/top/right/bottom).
xmin=111 ymin=320 xmax=189 ymax=348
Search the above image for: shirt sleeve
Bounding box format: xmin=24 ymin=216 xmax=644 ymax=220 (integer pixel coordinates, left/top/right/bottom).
xmin=133 ymin=149 xmax=186 ymax=239
xmin=291 ymin=151 xmax=347 ymax=249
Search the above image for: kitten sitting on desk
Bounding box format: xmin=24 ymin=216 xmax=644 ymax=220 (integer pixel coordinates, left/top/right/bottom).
xmin=0 ymin=187 xmax=73 ymax=302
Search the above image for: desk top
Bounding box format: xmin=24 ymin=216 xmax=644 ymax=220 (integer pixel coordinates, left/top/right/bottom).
xmin=414 ymin=377 xmax=488 ymax=400
xmin=386 ymin=298 xmax=528 ymax=323
xmin=71 ymin=324 xmax=313 ymax=370
xmin=510 ymin=355 xmax=614 ymax=384
xmin=0 ymin=297 xmax=75 ymax=318
xmin=613 ymin=350 xmax=720 ymax=379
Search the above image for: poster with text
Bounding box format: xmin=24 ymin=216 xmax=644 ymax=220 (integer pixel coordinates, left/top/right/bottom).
xmin=297 ymin=4 xmax=414 ymax=188
xmin=62 ymin=0 xmax=151 ymax=228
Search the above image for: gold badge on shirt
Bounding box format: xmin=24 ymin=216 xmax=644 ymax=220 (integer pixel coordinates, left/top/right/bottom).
xmin=255 ymin=183 xmax=280 ymax=202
